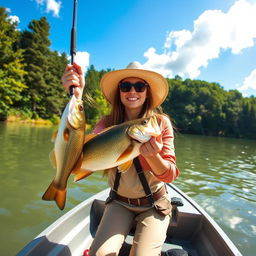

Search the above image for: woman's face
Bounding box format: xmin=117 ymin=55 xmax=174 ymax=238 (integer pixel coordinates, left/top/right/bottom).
xmin=119 ymin=77 xmax=148 ymax=112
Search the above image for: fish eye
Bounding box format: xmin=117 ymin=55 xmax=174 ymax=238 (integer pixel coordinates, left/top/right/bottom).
xmin=141 ymin=119 xmax=149 ymax=125
xmin=78 ymin=104 xmax=84 ymax=111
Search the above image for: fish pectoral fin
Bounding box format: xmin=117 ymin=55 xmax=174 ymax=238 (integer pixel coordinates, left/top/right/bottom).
xmin=117 ymin=160 xmax=133 ymax=172
xmin=84 ymin=133 xmax=97 ymax=143
xmin=73 ymin=169 xmax=93 ymax=182
xmin=71 ymin=153 xmax=83 ymax=173
xmin=71 ymin=154 xmax=93 ymax=181
xmin=116 ymin=144 xmax=134 ymax=162
xmin=51 ymin=130 xmax=58 ymax=142
xmin=49 ymin=150 xmax=57 ymax=168
xmin=42 ymin=181 xmax=66 ymax=210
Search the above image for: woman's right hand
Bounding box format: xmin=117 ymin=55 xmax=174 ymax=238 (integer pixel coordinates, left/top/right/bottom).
xmin=61 ymin=62 xmax=85 ymax=99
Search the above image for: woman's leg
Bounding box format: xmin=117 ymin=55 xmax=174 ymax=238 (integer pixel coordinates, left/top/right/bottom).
xmin=129 ymin=208 xmax=170 ymax=256
xmin=89 ymin=201 xmax=135 ymax=256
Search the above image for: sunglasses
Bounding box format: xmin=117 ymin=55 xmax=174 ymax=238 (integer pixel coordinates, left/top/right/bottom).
xmin=119 ymin=81 xmax=148 ymax=93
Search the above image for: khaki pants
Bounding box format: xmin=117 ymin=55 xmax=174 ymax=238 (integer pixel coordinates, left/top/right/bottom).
xmin=89 ymin=200 xmax=170 ymax=256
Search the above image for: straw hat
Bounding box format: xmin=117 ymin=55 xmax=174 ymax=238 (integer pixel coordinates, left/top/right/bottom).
xmin=100 ymin=61 xmax=169 ymax=108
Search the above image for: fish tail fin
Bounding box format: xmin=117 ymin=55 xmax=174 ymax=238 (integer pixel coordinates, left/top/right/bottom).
xmin=42 ymin=181 xmax=66 ymax=210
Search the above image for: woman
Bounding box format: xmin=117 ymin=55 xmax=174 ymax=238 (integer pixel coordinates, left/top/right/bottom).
xmin=62 ymin=61 xmax=179 ymax=256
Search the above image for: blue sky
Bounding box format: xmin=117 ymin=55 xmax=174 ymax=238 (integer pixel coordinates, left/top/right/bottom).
xmin=2 ymin=0 xmax=256 ymax=96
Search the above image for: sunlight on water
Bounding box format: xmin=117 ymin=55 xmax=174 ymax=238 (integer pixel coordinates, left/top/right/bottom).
xmin=0 ymin=123 xmax=255 ymax=255
xmin=173 ymin=134 xmax=256 ymax=256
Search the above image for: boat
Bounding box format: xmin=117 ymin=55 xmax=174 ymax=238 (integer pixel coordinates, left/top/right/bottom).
xmin=17 ymin=183 xmax=242 ymax=256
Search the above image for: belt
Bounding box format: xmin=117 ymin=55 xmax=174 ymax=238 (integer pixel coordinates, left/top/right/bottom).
xmin=114 ymin=185 xmax=166 ymax=206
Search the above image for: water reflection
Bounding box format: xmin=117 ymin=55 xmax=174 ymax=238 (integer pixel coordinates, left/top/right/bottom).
xmin=174 ymin=133 xmax=256 ymax=256
xmin=0 ymin=124 xmax=255 ymax=256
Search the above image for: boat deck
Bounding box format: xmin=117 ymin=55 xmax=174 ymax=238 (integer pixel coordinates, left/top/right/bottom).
xmin=17 ymin=184 xmax=241 ymax=256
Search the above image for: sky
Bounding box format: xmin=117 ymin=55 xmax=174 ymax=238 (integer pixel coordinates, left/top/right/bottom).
xmin=1 ymin=0 xmax=256 ymax=97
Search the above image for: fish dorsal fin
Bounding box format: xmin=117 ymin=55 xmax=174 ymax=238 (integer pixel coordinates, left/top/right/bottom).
xmin=98 ymin=125 xmax=116 ymax=134
xmin=84 ymin=133 xmax=97 ymax=143
xmin=117 ymin=160 xmax=133 ymax=172
xmin=49 ymin=150 xmax=57 ymax=168
xmin=116 ymin=143 xmax=134 ymax=162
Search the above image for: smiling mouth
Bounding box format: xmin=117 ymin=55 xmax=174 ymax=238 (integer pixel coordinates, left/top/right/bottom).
xmin=126 ymin=97 xmax=139 ymax=101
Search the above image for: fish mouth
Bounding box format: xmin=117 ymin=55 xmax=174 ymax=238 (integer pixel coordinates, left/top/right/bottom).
xmin=148 ymin=131 xmax=161 ymax=137
xmin=127 ymin=116 xmax=161 ymax=143
xmin=129 ymin=130 xmax=160 ymax=143
xmin=128 ymin=127 xmax=161 ymax=143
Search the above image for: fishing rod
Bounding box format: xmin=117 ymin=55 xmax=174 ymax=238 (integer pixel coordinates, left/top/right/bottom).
xmin=69 ymin=0 xmax=78 ymax=97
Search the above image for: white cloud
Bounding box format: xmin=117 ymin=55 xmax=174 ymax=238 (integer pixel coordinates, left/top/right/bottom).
xmin=73 ymin=51 xmax=90 ymax=73
xmin=46 ymin=0 xmax=61 ymax=17
xmin=237 ymin=69 xmax=256 ymax=92
xmin=35 ymin=0 xmax=61 ymax=17
xmin=8 ymin=15 xmax=20 ymax=25
xmin=142 ymin=0 xmax=256 ymax=79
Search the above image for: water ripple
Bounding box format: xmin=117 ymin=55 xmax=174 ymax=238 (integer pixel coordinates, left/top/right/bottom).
xmin=0 ymin=125 xmax=256 ymax=256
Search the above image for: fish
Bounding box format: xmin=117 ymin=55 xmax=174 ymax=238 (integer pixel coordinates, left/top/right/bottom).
xmin=72 ymin=115 xmax=161 ymax=181
xmin=42 ymin=95 xmax=85 ymax=210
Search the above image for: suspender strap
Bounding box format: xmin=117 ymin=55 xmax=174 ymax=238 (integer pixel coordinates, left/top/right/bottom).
xmin=110 ymin=158 xmax=154 ymax=206
xmin=133 ymin=157 xmax=155 ymax=206
xmin=108 ymin=169 xmax=121 ymax=200
xmin=113 ymin=169 xmax=121 ymax=192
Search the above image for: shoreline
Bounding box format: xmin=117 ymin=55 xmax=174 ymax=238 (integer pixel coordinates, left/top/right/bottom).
xmin=1 ymin=117 xmax=253 ymax=140
xmin=0 ymin=118 xmax=92 ymax=129
xmin=5 ymin=115 xmax=55 ymax=126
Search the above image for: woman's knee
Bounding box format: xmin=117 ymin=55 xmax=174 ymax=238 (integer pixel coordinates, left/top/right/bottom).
xmin=129 ymin=210 xmax=170 ymax=256
xmin=89 ymin=234 xmax=125 ymax=256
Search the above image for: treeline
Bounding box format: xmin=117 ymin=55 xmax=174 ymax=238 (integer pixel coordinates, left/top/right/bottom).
xmin=164 ymin=77 xmax=256 ymax=139
xmin=0 ymin=7 xmax=70 ymax=122
xmin=0 ymin=7 xmax=255 ymax=139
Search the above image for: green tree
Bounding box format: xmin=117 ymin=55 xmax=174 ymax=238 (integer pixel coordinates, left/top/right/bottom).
xmin=239 ymin=96 xmax=256 ymax=139
xmin=19 ymin=17 xmax=69 ymax=119
xmin=19 ymin=17 xmax=52 ymax=118
xmin=84 ymin=65 xmax=110 ymax=125
xmin=44 ymin=51 xmax=69 ymax=119
xmin=0 ymin=7 xmax=27 ymax=120
xmin=222 ymin=90 xmax=243 ymax=137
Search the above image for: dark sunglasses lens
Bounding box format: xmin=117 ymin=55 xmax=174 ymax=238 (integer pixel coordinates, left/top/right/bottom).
xmin=134 ymin=82 xmax=147 ymax=92
xmin=119 ymin=82 xmax=147 ymax=92
xmin=119 ymin=82 xmax=132 ymax=92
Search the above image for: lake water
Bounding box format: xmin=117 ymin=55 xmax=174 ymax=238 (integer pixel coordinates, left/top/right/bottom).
xmin=0 ymin=122 xmax=255 ymax=256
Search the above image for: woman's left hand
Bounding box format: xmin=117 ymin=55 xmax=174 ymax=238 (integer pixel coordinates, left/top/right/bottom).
xmin=140 ymin=134 xmax=163 ymax=158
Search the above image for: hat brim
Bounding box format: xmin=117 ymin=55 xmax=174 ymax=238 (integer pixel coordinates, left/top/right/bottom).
xmin=100 ymin=68 xmax=169 ymax=108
